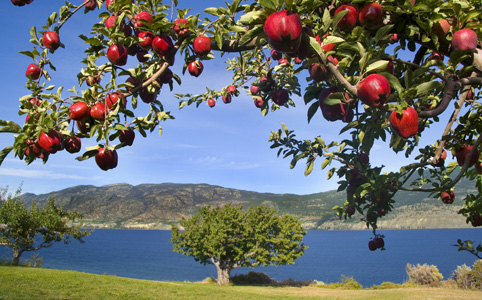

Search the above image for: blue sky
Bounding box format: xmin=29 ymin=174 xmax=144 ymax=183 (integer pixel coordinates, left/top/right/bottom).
xmin=0 ymin=1 xmax=449 ymax=196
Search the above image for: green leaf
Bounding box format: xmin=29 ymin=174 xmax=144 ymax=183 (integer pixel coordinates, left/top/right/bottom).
xmin=415 ymin=81 xmax=442 ymax=97
xmin=259 ymin=0 xmax=279 ymax=11
xmin=304 ymin=160 xmax=314 ymax=176
xmin=366 ymin=60 xmax=389 ymax=73
xmin=307 ymin=101 xmax=319 ymax=124
xmin=204 ymin=7 xmax=219 ymax=16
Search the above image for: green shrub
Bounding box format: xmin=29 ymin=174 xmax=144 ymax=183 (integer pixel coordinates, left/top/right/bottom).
xmin=452 ymin=264 xmax=473 ymax=289
xmin=24 ymin=254 xmax=43 ymax=268
xmin=320 ymin=275 xmax=363 ymax=290
xmin=230 ymin=272 xmax=274 ymax=285
xmin=470 ymin=259 xmax=482 ymax=289
xmin=406 ymin=263 xmax=443 ymax=285
xmin=369 ymin=281 xmax=404 ymax=289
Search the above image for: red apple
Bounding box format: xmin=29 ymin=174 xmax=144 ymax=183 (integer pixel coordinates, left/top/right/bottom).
xmin=137 ymin=31 xmax=154 ymax=49
xmin=259 ymin=76 xmax=276 ymax=92
xmin=227 ymin=85 xmax=237 ymax=95
xmin=470 ymin=214 xmax=482 ymax=227
xmin=64 ymin=136 xmax=82 ymax=154
xmin=254 ymin=98 xmax=264 ymax=108
xmin=368 ymin=240 xmax=377 ymax=251
xmin=158 ymin=68 xmax=173 ymax=84
xmin=433 ymin=19 xmax=451 ymax=39
xmin=271 ymin=89 xmax=289 ymax=106
xmin=359 ymin=3 xmax=384 ymax=30
xmin=193 ymin=36 xmax=211 ymax=57
xmin=345 ymin=205 xmax=355 ymax=216
xmin=278 ymin=58 xmax=289 ymax=65
xmin=84 ymin=0 xmax=96 ymax=12
xmin=107 ymin=44 xmax=128 ymax=66
xmin=389 ymin=107 xmax=419 ymax=139
xmin=250 ymin=84 xmax=260 ymax=95
xmin=106 ymin=92 xmax=126 ymax=110
xmin=38 ymin=129 xmax=63 ymax=154
xmin=187 ymin=60 xmax=203 ymax=77
xmin=76 ymin=119 xmax=92 ymax=134
xmin=441 ymin=190 xmax=455 ymax=204
xmin=452 ymin=28 xmax=478 ymax=51
xmin=335 ymin=5 xmax=358 ymax=32
xmin=95 ymin=147 xmax=118 ymax=171
xmin=152 ymin=34 xmax=174 ymax=56
xmin=133 ymin=12 xmax=152 ymax=29
xmin=456 ymin=145 xmax=479 ymax=166
xmin=207 ymin=98 xmax=216 ymax=107
xmin=318 ymin=87 xmax=352 ymax=122
xmin=124 ymin=76 xmax=140 ymax=91
xmin=222 ymin=94 xmax=232 ymax=104
xmin=42 ymin=31 xmax=61 ymax=50
xmin=136 ymin=49 xmax=149 ymax=62
xmin=119 ymin=128 xmax=135 ymax=146
xmin=358 ymin=152 xmax=369 ymax=165
xmin=86 ymin=75 xmax=101 ymax=86
xmin=264 ymin=10 xmax=302 ymax=54
xmin=357 ymin=74 xmax=391 ymax=108
xmin=173 ymin=18 xmax=189 ymax=37
xmin=25 ymin=63 xmax=41 ymax=80
xmin=373 ymin=237 xmax=384 ymax=249
xmin=90 ymin=102 xmax=106 ymax=120
xmin=429 ymin=52 xmax=444 ymax=60
xmin=105 ymin=15 xmax=117 ymax=28
xmin=309 ymin=63 xmax=330 ymax=82
xmin=271 ymin=49 xmax=282 ymax=60
xmin=69 ymin=101 xmax=90 ymax=121
xmin=140 ymin=87 xmax=158 ymax=103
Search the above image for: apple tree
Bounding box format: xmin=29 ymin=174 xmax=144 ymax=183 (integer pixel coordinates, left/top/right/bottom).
xmin=0 ymin=186 xmax=91 ymax=265
xmin=1 ymin=0 xmax=482 ymax=253
xmin=170 ymin=204 xmax=306 ymax=285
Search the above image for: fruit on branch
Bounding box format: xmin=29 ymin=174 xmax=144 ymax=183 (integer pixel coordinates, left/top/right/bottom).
xmin=358 ymin=2 xmax=384 ymax=30
xmin=441 ymin=190 xmax=455 ymax=204
xmin=358 ymin=152 xmax=369 ymax=165
xmin=432 ymin=19 xmax=451 ymax=39
xmin=222 ymin=94 xmax=232 ymax=104
xmin=84 ymin=0 xmax=96 ymax=12
xmin=125 ymin=76 xmax=141 ymax=91
xmin=318 ymin=87 xmax=352 ymax=122
xmin=466 ymin=89 xmax=474 ymax=100
xmin=207 ymin=98 xmax=215 ymax=107
xmin=25 ymin=63 xmax=41 ymax=80
xmin=133 ymin=12 xmax=153 ymax=30
xmin=105 ymin=16 xmax=117 ymax=28
xmin=389 ymin=107 xmax=419 ymax=139
xmin=357 ymin=74 xmax=391 ymax=108
xmin=139 ymin=87 xmax=158 ymax=103
xmin=373 ymin=237 xmax=384 ymax=249
xmin=470 ymin=214 xmax=482 ymax=227
xmin=451 ymin=28 xmax=478 ymax=51
xmin=250 ymin=84 xmax=260 ymax=95
xmin=106 ymin=92 xmax=126 ymax=110
xmin=308 ymin=63 xmax=330 ymax=82
xmin=69 ymin=101 xmax=90 ymax=121
xmin=227 ymin=85 xmax=237 ymax=95
xmin=95 ymin=147 xmax=118 ymax=171
xmin=158 ymin=68 xmax=173 ymax=84
xmin=136 ymin=49 xmax=149 ymax=62
xmin=90 ymin=102 xmax=106 ymax=120
xmin=137 ymin=31 xmax=154 ymax=49
xmin=345 ymin=205 xmax=355 ymax=216
xmin=335 ymin=5 xmax=358 ymax=32
xmin=456 ymin=146 xmax=479 ymax=167
xmin=107 ymin=44 xmax=128 ymax=66
xmin=119 ymin=128 xmax=135 ymax=146
xmin=278 ymin=58 xmax=289 ymax=65
xmin=64 ymin=136 xmax=81 ymax=154
xmin=259 ymin=76 xmax=276 ymax=92
xmin=38 ymin=129 xmax=63 ymax=154
xmin=86 ymin=75 xmax=101 ymax=86
xmin=263 ymin=10 xmax=302 ymax=54
xmin=127 ymin=45 xmax=138 ymax=56
xmin=368 ymin=240 xmax=377 ymax=251
xmin=42 ymin=31 xmax=61 ymax=50
xmin=173 ymin=18 xmax=189 ymax=37
xmin=271 ymin=49 xmax=282 ymax=60
xmin=187 ymin=60 xmax=203 ymax=77
xmin=271 ymin=89 xmax=289 ymax=106
xmin=193 ymin=36 xmax=212 ymax=57
xmin=76 ymin=119 xmax=92 ymax=134
xmin=429 ymin=52 xmax=444 ymax=60
xmin=152 ymin=34 xmax=174 ymax=56
xmin=11 ymin=0 xmax=34 ymax=6
xmin=254 ymin=98 xmax=264 ymax=108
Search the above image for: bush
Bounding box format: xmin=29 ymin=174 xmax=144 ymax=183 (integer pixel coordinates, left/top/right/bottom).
xmin=369 ymin=281 xmax=405 ymax=289
xmin=470 ymin=259 xmax=482 ymax=289
xmin=320 ymin=275 xmax=363 ymax=290
xmin=230 ymin=272 xmax=275 ymax=285
xmin=452 ymin=264 xmax=473 ymax=289
xmin=406 ymin=263 xmax=443 ymax=285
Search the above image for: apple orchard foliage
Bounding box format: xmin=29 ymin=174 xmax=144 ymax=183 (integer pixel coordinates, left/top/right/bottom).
xmin=2 ymin=0 xmax=482 ymax=253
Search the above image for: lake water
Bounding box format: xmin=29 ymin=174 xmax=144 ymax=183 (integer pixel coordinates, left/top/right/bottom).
xmin=1 ymin=229 xmax=481 ymax=287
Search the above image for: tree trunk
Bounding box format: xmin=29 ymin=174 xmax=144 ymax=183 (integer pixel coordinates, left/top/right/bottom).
xmin=12 ymin=248 xmax=22 ymax=266
xmin=215 ymin=265 xmax=232 ymax=286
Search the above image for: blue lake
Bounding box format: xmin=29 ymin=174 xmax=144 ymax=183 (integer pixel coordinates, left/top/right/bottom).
xmin=1 ymin=228 xmax=481 ymax=287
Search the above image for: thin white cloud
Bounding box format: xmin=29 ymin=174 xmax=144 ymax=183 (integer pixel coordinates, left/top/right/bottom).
xmin=0 ymin=168 xmax=87 ymax=180
xmin=187 ymin=156 xmax=260 ymax=170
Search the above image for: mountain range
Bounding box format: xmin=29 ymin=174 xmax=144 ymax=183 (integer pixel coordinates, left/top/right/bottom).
xmin=19 ymin=181 xmax=477 ymax=230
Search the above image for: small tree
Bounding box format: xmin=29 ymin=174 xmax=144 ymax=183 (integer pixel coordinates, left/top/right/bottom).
xmin=170 ymin=204 xmax=306 ymax=285
xmin=0 ymin=186 xmax=91 ymax=265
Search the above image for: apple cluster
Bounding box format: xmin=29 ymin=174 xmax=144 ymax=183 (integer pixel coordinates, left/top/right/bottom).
xmin=11 ymin=0 xmax=33 ymax=6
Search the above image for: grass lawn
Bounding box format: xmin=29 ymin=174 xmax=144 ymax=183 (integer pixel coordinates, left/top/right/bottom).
xmin=1 ymin=266 xmax=481 ymax=300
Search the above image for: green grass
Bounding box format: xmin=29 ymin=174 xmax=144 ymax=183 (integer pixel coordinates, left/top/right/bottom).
xmin=1 ymin=266 xmax=481 ymax=300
